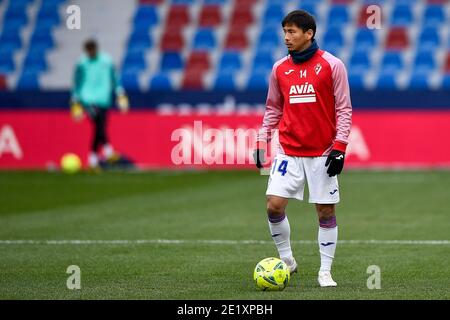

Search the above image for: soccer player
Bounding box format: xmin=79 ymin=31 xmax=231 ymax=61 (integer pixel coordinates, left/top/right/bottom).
xmin=70 ymin=39 xmax=129 ymax=169
xmin=253 ymin=10 xmax=352 ymax=287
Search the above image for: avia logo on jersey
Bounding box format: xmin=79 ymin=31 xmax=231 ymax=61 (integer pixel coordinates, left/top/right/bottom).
xmin=289 ymin=83 xmax=316 ymax=104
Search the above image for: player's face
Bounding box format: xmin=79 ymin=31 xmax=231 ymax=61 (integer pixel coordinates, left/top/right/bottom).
xmin=283 ymin=24 xmax=313 ymax=52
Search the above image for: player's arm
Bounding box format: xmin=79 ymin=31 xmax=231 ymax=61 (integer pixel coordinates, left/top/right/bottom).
xmin=253 ymin=66 xmax=284 ymax=169
xmin=70 ymin=63 xmax=84 ymax=121
xmin=325 ymin=59 xmax=353 ymax=176
xmin=111 ymin=64 xmax=129 ymax=113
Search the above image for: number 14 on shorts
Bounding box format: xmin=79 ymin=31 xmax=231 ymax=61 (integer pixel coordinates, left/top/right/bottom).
xmin=272 ymin=159 xmax=288 ymax=176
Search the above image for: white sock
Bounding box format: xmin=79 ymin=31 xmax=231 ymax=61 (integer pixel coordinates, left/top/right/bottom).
xmin=88 ymin=152 xmax=99 ymax=168
xmin=103 ymin=144 xmax=114 ymax=159
xmin=318 ymin=226 xmax=338 ymax=272
xmin=268 ymin=214 xmax=293 ymax=261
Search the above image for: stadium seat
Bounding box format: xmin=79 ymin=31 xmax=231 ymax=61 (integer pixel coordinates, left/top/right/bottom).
xmin=36 ymin=5 xmax=60 ymax=26
xmin=298 ymin=3 xmax=317 ymax=17
xmin=160 ymin=30 xmax=184 ymax=51
xmin=181 ymin=69 xmax=205 ymax=90
xmin=348 ymin=71 xmax=366 ymax=89
xmin=322 ymin=30 xmax=344 ymax=55
xmin=349 ymin=52 xmax=371 ymax=72
xmin=251 ymin=52 xmax=274 ymax=73
xmin=413 ymin=52 xmax=436 ymax=74
xmin=390 ymin=5 xmax=413 ymax=26
xmin=29 ymin=29 xmax=54 ymax=50
xmin=380 ymin=51 xmax=404 ymax=73
xmin=160 ymin=51 xmax=184 ymax=71
xmin=120 ymin=71 xmax=140 ymax=91
xmin=441 ymin=74 xmax=450 ymax=88
xmin=23 ymin=51 xmax=48 ymax=73
xmin=417 ymin=27 xmax=441 ymax=52
xmin=422 ymin=5 xmax=446 ymax=27
xmin=172 ymin=0 xmax=195 ymax=4
xmin=263 ymin=5 xmax=285 ymax=28
xmin=213 ymin=71 xmax=237 ymax=90
xmin=203 ymin=0 xmax=227 ymax=5
xmin=198 ymin=5 xmax=222 ymax=27
xmin=0 ymin=32 xmax=22 ymax=50
xmin=192 ymin=29 xmax=216 ymax=51
xmin=17 ymin=71 xmax=39 ymax=90
xmin=327 ymin=5 xmax=350 ymax=28
xmin=229 ymin=6 xmax=253 ymax=28
xmin=376 ymin=71 xmax=398 ymax=89
xmin=224 ymin=29 xmax=249 ymax=50
xmin=186 ymin=52 xmax=210 ymax=72
xmin=166 ymin=5 xmax=190 ymax=26
xmin=444 ymin=52 xmax=450 ymax=73
xmin=133 ymin=5 xmax=159 ymax=28
xmin=258 ymin=29 xmax=282 ymax=52
xmin=385 ymin=27 xmax=409 ymax=50
xmin=353 ymin=28 xmax=377 ymax=53
xmin=246 ymin=69 xmax=269 ymax=90
xmin=128 ymin=30 xmax=153 ymax=51
xmin=0 ymin=74 xmax=7 ymax=90
xmin=149 ymin=73 xmax=172 ymax=90
xmin=123 ymin=51 xmax=147 ymax=71
xmin=0 ymin=53 xmax=15 ymax=73
xmin=408 ymin=74 xmax=430 ymax=89
xmin=218 ymin=51 xmax=242 ymax=73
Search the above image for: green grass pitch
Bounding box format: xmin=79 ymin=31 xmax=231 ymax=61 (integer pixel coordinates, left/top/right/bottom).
xmin=0 ymin=170 xmax=449 ymax=300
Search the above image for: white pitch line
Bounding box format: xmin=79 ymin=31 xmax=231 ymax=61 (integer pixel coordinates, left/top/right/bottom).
xmin=0 ymin=239 xmax=449 ymax=245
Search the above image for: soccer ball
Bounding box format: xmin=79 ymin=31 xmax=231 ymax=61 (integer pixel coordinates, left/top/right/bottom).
xmin=253 ymin=257 xmax=290 ymax=291
xmin=60 ymin=153 xmax=82 ymax=174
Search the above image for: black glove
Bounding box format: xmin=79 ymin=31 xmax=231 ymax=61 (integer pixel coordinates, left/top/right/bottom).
xmin=253 ymin=149 xmax=266 ymax=169
xmin=325 ymin=150 xmax=345 ymax=177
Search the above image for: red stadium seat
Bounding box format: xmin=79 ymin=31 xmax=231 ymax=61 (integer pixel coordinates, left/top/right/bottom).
xmin=181 ymin=69 xmax=205 ymax=89
xmin=385 ymin=28 xmax=409 ymax=50
xmin=160 ymin=30 xmax=184 ymax=51
xmin=186 ymin=51 xmax=210 ymax=72
xmin=426 ymin=0 xmax=448 ymax=4
xmin=198 ymin=5 xmax=222 ymax=27
xmin=224 ymin=28 xmax=249 ymax=50
xmin=229 ymin=7 xmax=253 ymax=28
xmin=0 ymin=74 xmax=7 ymax=90
xmin=166 ymin=5 xmax=190 ymax=26
xmin=444 ymin=52 xmax=450 ymax=73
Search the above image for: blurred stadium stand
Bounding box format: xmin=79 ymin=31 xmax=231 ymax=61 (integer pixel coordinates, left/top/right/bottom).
xmin=0 ymin=0 xmax=449 ymax=97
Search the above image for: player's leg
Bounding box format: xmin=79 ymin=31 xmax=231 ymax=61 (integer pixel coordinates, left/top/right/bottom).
xmin=88 ymin=106 xmax=101 ymax=168
xmin=265 ymin=154 xmax=305 ymax=274
xmin=303 ymin=157 xmax=339 ymax=286
xmin=316 ymin=203 xmax=338 ymax=287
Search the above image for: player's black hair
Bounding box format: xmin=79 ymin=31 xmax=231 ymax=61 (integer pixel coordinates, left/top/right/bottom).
xmin=84 ymin=39 xmax=98 ymax=51
xmin=282 ymin=10 xmax=316 ymax=40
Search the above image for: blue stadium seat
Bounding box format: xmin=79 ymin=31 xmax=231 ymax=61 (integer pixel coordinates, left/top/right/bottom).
xmin=123 ymin=51 xmax=146 ymax=71
xmin=353 ymin=28 xmax=376 ymax=53
xmin=172 ymin=0 xmax=195 ymax=4
xmin=349 ymin=52 xmax=370 ymax=72
xmin=380 ymin=52 xmax=403 ymax=73
xmin=23 ymin=52 xmax=48 ymax=72
xmin=263 ymin=5 xmax=285 ymax=28
xmin=149 ymin=73 xmax=172 ymax=90
xmin=133 ymin=5 xmax=158 ymax=29
xmin=417 ymin=27 xmax=440 ymax=52
xmin=390 ymin=5 xmax=413 ymax=26
xmin=266 ymin=0 xmax=286 ymax=5
xmin=203 ymin=0 xmax=227 ymax=4
xmin=0 ymin=52 xmax=15 ymax=73
xmin=348 ymin=71 xmax=366 ymax=89
xmin=298 ymin=4 xmax=317 ymax=18
xmin=120 ymin=71 xmax=140 ymax=91
xmin=29 ymin=29 xmax=54 ymax=49
xmin=441 ymin=74 xmax=450 ymax=88
xmin=127 ymin=30 xmax=153 ymax=51
xmin=423 ymin=5 xmax=446 ymax=28
xmin=218 ymin=51 xmax=242 ymax=73
xmin=213 ymin=71 xmax=236 ymax=90
xmin=322 ymin=30 xmax=344 ymax=55
xmin=160 ymin=52 xmax=183 ymax=71
xmin=193 ymin=29 xmax=216 ymax=51
xmin=413 ymin=52 xmax=436 ymax=74
xmin=3 ymin=10 xmax=28 ymax=28
xmin=36 ymin=5 xmax=60 ymax=26
xmin=258 ymin=29 xmax=281 ymax=52
xmin=376 ymin=71 xmax=398 ymax=89
xmin=251 ymin=52 xmax=274 ymax=73
xmin=246 ymin=69 xmax=269 ymax=90
xmin=17 ymin=71 xmax=39 ymax=90
xmin=408 ymin=74 xmax=430 ymax=89
xmin=0 ymin=32 xmax=22 ymax=50
xmin=327 ymin=5 xmax=349 ymax=28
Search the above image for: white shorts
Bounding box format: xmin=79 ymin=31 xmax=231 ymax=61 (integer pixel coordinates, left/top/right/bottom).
xmin=266 ymin=154 xmax=340 ymax=204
